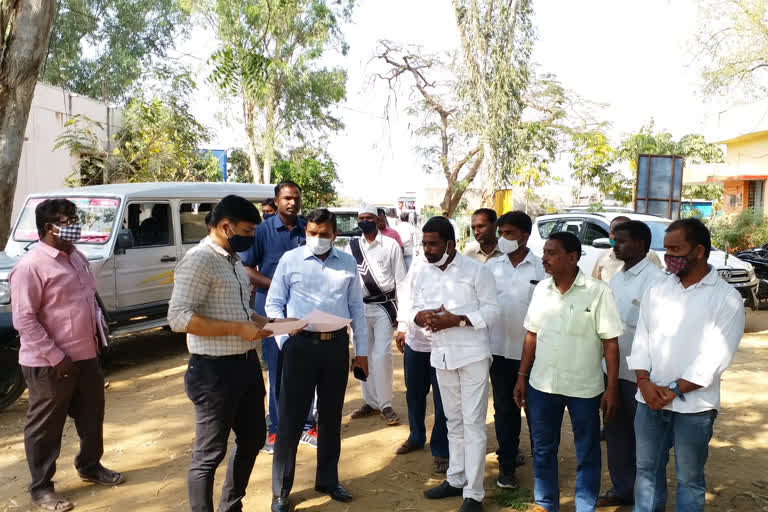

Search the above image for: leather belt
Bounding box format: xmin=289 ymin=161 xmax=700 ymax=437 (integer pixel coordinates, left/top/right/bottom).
xmin=363 ymin=289 xmax=396 ymax=304
xmin=299 ymin=328 xmax=347 ymax=341
xmin=196 ymin=349 xmax=259 ymax=361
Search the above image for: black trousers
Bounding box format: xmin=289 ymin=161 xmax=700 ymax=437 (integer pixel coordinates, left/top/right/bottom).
xmin=490 ymin=355 xmax=523 ymax=474
xmin=604 ymin=378 xmax=639 ymax=499
xmin=272 ymin=332 xmax=349 ymax=498
xmin=21 ymin=358 xmax=105 ymax=499
xmin=185 ymin=352 xmax=266 ymax=512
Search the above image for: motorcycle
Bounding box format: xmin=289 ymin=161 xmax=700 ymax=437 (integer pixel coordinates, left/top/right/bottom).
xmin=734 ymin=244 xmax=768 ymax=308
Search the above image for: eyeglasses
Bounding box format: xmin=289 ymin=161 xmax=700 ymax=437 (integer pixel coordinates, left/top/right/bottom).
xmin=54 ymin=216 xmax=80 ymax=227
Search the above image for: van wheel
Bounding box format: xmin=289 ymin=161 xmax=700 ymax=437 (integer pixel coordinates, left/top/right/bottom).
xmin=0 ymin=362 xmax=25 ymax=411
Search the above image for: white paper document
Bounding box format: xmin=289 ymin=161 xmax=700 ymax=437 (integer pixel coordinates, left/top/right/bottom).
xmin=302 ymin=309 xmax=352 ymax=332
xmin=264 ymin=319 xmax=309 ymax=336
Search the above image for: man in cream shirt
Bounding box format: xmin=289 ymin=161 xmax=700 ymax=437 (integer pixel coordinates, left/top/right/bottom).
xmin=592 ymin=216 xmax=662 ymax=282
xmin=628 ymin=218 xmax=744 ymax=512
xmin=514 ymin=231 xmax=622 ymax=512
xmin=597 ymin=221 xmax=665 ymax=508
xmin=486 ymin=211 xmax=547 ymax=490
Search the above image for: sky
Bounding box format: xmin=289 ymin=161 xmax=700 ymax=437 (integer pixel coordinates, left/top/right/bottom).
xmin=179 ymin=0 xmax=730 ymax=201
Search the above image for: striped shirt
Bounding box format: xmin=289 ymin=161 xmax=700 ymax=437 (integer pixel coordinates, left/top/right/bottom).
xmin=168 ymin=237 xmax=256 ymax=356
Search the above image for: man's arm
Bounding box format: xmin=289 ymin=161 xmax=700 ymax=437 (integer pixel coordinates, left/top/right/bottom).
xmin=242 ymin=265 xmax=272 ymax=289
xmin=601 ymin=338 xmax=619 ymax=421
xmin=392 ymin=243 xmax=407 ymax=288
xmin=10 ymin=265 xmax=66 ymax=366
xmin=240 ymin=230 xmax=271 ymax=289
xmin=513 ymin=331 xmax=537 ymax=408
xmin=347 ymin=264 xmax=369 ymax=357
xmin=265 ymin=258 xmax=290 ymax=320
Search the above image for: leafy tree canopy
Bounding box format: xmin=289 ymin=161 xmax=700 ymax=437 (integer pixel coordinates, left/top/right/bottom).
xmin=617 ymin=121 xmax=725 ymax=168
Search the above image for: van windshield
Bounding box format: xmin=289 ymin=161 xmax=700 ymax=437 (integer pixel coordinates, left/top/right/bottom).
xmin=13 ymin=197 xmax=120 ymax=244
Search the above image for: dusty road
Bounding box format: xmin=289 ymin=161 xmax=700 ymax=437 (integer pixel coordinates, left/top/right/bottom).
xmin=1 ymin=312 xmax=767 ymax=512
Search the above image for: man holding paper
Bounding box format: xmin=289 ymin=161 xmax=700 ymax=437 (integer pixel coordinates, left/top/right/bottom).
xmin=265 ymin=208 xmax=369 ymax=512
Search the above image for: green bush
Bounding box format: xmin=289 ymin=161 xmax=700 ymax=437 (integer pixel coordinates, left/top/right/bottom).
xmin=708 ymin=209 xmax=768 ymax=251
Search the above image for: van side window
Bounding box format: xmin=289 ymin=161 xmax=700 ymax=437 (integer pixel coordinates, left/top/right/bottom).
xmin=126 ymin=202 xmax=173 ymax=247
xmin=180 ymin=202 xmax=216 ymax=244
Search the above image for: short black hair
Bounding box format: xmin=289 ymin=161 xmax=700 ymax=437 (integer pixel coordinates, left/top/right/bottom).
xmin=442 ymin=211 xmax=450 ymax=216
xmin=377 ymin=208 xmax=386 ymax=217
xmin=422 ymin=216 xmax=455 ymax=242
xmin=36 ymin=198 xmax=77 ymax=238
xmin=210 ymin=195 xmax=261 ymax=227
xmin=274 ymin=180 xmax=301 ymax=197
xmin=497 ymin=210 xmax=532 ymax=234
xmin=548 ymin=231 xmax=582 ymax=260
xmin=666 ymin=217 xmax=711 ymax=258
xmin=613 ymin=220 xmax=652 ymax=252
xmin=306 ymin=208 xmax=337 ymax=231
xmin=610 ymin=215 xmax=631 ymax=229
xmin=472 ymin=208 xmax=497 ymax=224
xmin=204 ymin=211 xmax=213 ymax=228
xmin=400 ymin=211 xmax=409 ymax=222
xmin=261 ymin=198 xmax=276 ymax=209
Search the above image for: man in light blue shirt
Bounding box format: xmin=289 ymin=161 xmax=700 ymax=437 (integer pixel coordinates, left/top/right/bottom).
xmin=265 ymin=208 xmax=368 ymax=512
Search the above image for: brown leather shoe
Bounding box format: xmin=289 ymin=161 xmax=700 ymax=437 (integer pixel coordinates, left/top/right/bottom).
xmin=351 ymin=404 xmax=379 ymax=419
xmin=395 ymin=439 xmax=423 ymax=454
xmin=381 ymin=406 xmax=400 ymax=425
xmin=596 ymin=494 xmax=634 ymax=507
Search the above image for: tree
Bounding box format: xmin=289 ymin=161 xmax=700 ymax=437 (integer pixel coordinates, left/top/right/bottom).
xmin=208 ymin=0 xmax=351 ymax=184
xmin=694 ymin=0 xmax=768 ymax=97
xmin=55 ymin=75 xmax=222 ymax=184
xmin=617 ymin=122 xmax=725 ymax=169
xmin=0 ymin=0 xmax=57 ymax=248
xmin=40 ymin=0 xmax=192 ymax=103
xmin=570 ymin=130 xmax=633 ymax=204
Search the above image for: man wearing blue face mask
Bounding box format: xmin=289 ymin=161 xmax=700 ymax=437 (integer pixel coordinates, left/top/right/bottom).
xmin=168 ymin=195 xmax=277 ymax=512
xmin=265 ymin=208 xmax=369 ymax=512
xmin=346 ymin=203 xmax=406 ymax=426
xmin=593 ymin=216 xmax=662 ymax=282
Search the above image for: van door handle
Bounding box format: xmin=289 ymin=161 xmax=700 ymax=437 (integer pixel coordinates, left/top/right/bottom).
xmin=581 ymin=251 xmax=586 ymax=256
xmin=161 ymin=256 xmax=177 ymax=263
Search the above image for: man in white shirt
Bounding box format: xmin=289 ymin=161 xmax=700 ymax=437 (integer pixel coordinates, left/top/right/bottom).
xmin=592 ymin=216 xmax=662 ymax=282
xmin=410 ymin=216 xmax=498 ymax=512
xmin=628 ymin=218 xmax=744 ymax=512
xmin=346 ymin=204 xmax=407 ymax=426
xmin=597 ymin=221 xmax=665 ymax=509
xmin=395 ymin=211 xmax=416 ymax=270
xmin=464 ymin=208 xmax=504 ymax=263
xmin=393 ymin=258 xmax=449 ymax=474
xmin=487 ymin=211 xmax=547 ymax=490
xmin=442 ymin=210 xmax=461 ymax=243
xmin=514 ymin=231 xmax=623 ymax=512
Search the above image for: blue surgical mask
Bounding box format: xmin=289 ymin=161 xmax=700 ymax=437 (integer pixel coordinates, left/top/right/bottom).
xmin=609 ymin=239 xmax=616 ymax=248
xmin=263 ymin=213 xmax=275 ymax=220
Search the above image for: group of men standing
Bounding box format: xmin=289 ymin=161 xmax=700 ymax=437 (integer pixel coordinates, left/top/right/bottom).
xmin=9 ymin=187 xmax=745 ymax=512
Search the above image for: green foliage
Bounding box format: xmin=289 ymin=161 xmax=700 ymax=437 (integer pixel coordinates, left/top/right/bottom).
xmin=55 ymin=75 xmax=221 ymax=184
xmin=493 ymin=487 xmax=533 ymax=511
xmin=570 ymin=130 xmax=632 ymax=204
xmin=228 ymin=148 xmax=257 ymax=183
xmin=617 ymin=122 xmax=725 ymax=168
xmin=709 ymin=209 xmax=768 ymax=251
xmin=40 ymin=0 xmax=191 ymax=102
xmin=272 ymin=147 xmax=341 ymax=211
xmin=683 ymin=183 xmax=724 ymax=215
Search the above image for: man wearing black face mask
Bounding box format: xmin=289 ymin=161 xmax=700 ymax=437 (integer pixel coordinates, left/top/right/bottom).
xmin=169 ymin=195 xmax=285 ymax=512
xmin=346 ymin=204 xmax=406 ymax=426
xmin=10 ymin=199 xmax=124 ymax=512
xmin=261 ymin=199 xmax=277 ymax=219
xmin=628 ymin=218 xmax=744 ymax=512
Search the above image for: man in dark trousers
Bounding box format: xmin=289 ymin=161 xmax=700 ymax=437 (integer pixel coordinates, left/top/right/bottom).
xmin=266 ymin=208 xmax=369 ymax=512
xmin=10 ymin=199 xmax=124 ymax=512
xmin=240 ymin=181 xmax=317 ymax=452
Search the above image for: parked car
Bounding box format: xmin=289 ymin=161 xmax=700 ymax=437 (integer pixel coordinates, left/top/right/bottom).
xmin=0 ymin=182 xmax=274 ymax=410
xmin=328 ymin=207 xmax=361 ymax=249
xmin=527 ymin=211 xmax=760 ymax=309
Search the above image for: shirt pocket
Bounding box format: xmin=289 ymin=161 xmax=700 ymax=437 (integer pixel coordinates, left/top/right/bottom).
xmin=625 ymin=299 xmax=641 ymax=328
xmin=566 ymin=308 xmax=594 ymax=336
xmin=442 ymin=278 xmax=476 ymax=310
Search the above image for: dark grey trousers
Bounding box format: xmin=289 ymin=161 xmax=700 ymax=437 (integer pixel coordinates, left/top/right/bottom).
xmin=272 ymin=332 xmax=349 ymax=498
xmin=604 ymin=378 xmax=639 ymax=499
xmin=21 ymin=358 xmax=105 ymax=500
xmin=185 ymin=352 xmax=266 ymax=512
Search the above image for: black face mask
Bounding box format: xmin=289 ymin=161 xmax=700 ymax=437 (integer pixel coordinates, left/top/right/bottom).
xmin=263 ymin=213 xmax=275 ymax=220
xmin=358 ymin=220 xmax=377 ymax=235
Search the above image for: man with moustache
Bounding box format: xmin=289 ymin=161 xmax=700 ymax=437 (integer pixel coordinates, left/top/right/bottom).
xmin=464 ymin=208 xmax=503 ymax=263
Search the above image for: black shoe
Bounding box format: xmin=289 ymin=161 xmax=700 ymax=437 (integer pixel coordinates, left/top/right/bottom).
xmin=270 ymin=496 xmax=289 ymax=512
xmin=458 ymin=498 xmax=483 ymax=511
xmin=424 ymin=480 xmax=463 ymax=500
xmin=496 ymin=469 xmax=518 ymax=489
xmin=315 ymin=483 xmax=352 ymax=502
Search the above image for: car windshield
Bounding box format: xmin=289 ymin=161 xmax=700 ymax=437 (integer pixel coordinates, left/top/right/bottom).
xmin=13 ymin=197 xmax=120 ymax=244
xmin=336 ymin=213 xmax=361 ymax=237
xmin=646 ymin=220 xmax=671 ymax=251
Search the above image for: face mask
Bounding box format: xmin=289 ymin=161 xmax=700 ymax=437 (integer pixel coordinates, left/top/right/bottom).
xmin=306 ymin=236 xmax=333 ymax=255
xmin=225 ymin=225 xmax=255 ymax=253
xmin=427 ymin=250 xmax=449 ymax=267
xmin=609 ymin=239 xmax=616 ymax=248
xmin=263 ymin=213 xmax=275 ymax=220
xmin=497 ymin=237 xmax=519 ymax=255
xmin=52 ymin=222 xmax=82 ymax=242
xmin=664 ymin=250 xmax=695 ymax=275
xmin=358 ymin=220 xmax=377 ymax=234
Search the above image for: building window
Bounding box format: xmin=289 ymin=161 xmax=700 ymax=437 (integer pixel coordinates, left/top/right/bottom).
xmin=748 ymin=180 xmax=764 ymax=213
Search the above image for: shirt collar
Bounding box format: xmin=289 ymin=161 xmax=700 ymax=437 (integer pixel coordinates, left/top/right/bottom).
xmin=624 ymin=257 xmax=650 ymax=276
xmin=362 ymin=232 xmax=383 ymax=247
xmin=547 ymin=269 xmax=587 ymax=293
xmin=471 ymin=241 xmax=501 ymax=258
xmin=37 ymin=241 xmax=66 ymax=259
xmin=202 ymin=236 xmax=240 ymax=262
xmin=271 ymin=214 xmax=306 ymax=233
xmin=673 ymin=265 xmax=719 ymax=288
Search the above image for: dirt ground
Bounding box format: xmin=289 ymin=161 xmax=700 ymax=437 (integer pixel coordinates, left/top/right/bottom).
xmin=1 ymin=312 xmax=768 ymax=512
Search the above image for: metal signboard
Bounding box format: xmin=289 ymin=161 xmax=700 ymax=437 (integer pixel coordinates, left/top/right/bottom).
xmin=634 ymin=154 xmax=684 ymax=219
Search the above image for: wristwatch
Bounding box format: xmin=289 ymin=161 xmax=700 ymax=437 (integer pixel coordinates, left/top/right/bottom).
xmin=668 ymin=381 xmax=686 ymax=401
xmin=458 ymin=318 xmax=467 ymax=327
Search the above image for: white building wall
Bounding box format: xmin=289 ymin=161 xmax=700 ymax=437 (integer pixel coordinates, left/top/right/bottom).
xmin=12 ymin=83 xmax=123 ymax=223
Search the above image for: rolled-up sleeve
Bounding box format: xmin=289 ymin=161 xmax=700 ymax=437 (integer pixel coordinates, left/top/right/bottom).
xmin=681 ymin=290 xmax=744 ymax=387
xmin=596 ymin=286 xmax=623 ymax=340
xmin=627 ymin=287 xmax=653 ymax=372
xmin=10 ymin=264 xmax=65 ymax=366
xmin=167 ymin=251 xmax=212 ymax=332
xmin=523 ymin=284 xmax=545 ymax=334
xmin=348 ymin=265 xmax=369 ymax=357
xmin=466 ymin=265 xmax=498 ymax=329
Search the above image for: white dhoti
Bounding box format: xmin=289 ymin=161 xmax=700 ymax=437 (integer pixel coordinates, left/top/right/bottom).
xmin=361 ymin=307 xmax=394 ymax=410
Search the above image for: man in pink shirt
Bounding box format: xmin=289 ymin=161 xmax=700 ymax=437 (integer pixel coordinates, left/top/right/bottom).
xmin=10 ymin=199 xmax=124 ymax=512
xmin=376 ymin=208 xmax=404 ymax=249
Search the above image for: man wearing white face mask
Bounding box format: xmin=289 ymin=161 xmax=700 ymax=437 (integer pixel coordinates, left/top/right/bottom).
xmin=10 ymin=199 xmax=125 ymax=512
xmin=266 ymin=208 xmax=369 ymax=512
xmin=486 ymin=211 xmax=547 ymax=490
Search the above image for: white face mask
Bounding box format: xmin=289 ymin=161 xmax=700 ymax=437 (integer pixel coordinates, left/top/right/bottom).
xmin=428 ymin=250 xmax=449 ymax=267
xmin=497 ymin=236 xmax=519 ymax=255
xmin=306 ymin=236 xmax=333 ymax=255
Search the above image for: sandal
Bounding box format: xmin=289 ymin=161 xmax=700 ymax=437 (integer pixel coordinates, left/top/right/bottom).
xmin=78 ymin=465 xmax=126 ymax=486
xmin=381 ymin=406 xmax=400 ymax=426
xmin=351 ymin=404 xmax=379 ymax=419
xmin=32 ymin=492 xmax=74 ymax=511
